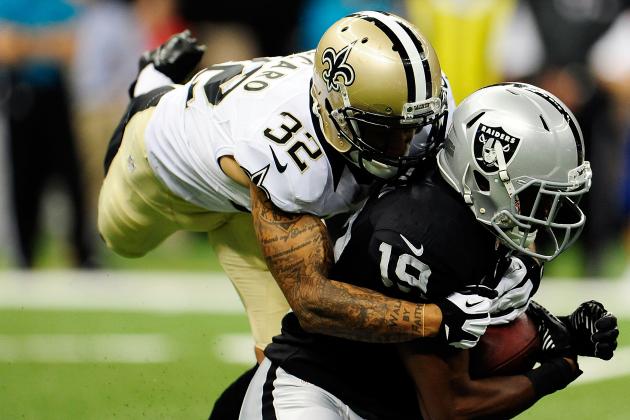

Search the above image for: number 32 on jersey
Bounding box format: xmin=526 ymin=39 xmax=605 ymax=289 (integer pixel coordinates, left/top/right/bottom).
xmin=264 ymin=112 xmax=323 ymax=173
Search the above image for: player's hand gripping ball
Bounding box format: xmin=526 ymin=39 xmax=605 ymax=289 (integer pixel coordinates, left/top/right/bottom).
xmin=469 ymin=312 xmax=541 ymax=378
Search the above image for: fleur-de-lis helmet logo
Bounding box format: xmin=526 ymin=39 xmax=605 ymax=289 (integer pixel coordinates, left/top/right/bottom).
xmin=321 ymin=41 xmax=356 ymax=92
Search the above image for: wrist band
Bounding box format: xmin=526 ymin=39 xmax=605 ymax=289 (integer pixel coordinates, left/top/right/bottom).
xmin=524 ymin=358 xmax=582 ymax=397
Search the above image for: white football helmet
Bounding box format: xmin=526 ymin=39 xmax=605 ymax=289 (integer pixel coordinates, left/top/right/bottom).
xmin=311 ymin=11 xmax=448 ymax=179
xmin=437 ymin=83 xmax=592 ymax=261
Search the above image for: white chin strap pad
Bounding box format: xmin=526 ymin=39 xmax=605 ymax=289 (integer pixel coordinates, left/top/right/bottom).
xmin=505 ymin=226 xmax=537 ymax=248
xmin=349 ymin=151 xmax=398 ymax=179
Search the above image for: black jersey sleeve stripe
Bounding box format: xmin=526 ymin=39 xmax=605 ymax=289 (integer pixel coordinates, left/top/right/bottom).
xmin=261 ymin=362 xmax=278 ymax=420
xmin=398 ymin=23 xmax=432 ymax=100
xmin=104 ymin=85 xmax=174 ymax=174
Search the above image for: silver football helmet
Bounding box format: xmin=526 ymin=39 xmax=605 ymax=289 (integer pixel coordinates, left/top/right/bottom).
xmin=437 ymin=83 xmax=592 ymax=261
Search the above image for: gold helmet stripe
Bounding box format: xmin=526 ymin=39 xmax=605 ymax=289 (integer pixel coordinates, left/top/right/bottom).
xmin=351 ymin=11 xmax=428 ymax=102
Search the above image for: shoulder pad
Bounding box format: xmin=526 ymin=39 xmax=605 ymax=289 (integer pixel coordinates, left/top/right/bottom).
xmin=234 ymin=136 xmax=329 ymax=213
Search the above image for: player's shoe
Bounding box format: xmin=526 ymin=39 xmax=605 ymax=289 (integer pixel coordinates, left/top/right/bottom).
xmin=138 ymin=29 xmax=206 ymax=84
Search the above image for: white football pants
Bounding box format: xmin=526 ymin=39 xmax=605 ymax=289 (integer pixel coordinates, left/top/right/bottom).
xmin=239 ymin=358 xmax=366 ymax=420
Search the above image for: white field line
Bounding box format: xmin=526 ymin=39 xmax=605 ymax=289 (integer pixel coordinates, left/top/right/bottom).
xmin=0 ymin=270 xmax=243 ymax=313
xmin=0 ymin=334 xmax=175 ymax=363
xmin=576 ymin=347 xmax=630 ymax=385
xmin=214 ymin=333 xmax=257 ymax=365
xmin=1 ymin=270 xmax=629 ymax=316
xmin=533 ymin=276 xmax=630 ymax=318
xmin=0 ymin=270 xmax=628 ymax=383
xmin=1 ymin=329 xmax=627 ymax=384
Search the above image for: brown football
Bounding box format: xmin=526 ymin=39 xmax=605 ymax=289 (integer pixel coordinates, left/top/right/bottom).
xmin=469 ymin=312 xmax=541 ymax=378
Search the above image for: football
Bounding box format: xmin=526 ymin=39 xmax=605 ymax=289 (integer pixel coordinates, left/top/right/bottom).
xmin=469 ymin=312 xmax=541 ymax=378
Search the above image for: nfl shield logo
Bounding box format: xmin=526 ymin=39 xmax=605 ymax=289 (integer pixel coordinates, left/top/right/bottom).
xmin=473 ymin=124 xmax=521 ymax=173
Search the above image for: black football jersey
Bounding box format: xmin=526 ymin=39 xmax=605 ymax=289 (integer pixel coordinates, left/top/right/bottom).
xmin=265 ymin=166 xmax=502 ymax=419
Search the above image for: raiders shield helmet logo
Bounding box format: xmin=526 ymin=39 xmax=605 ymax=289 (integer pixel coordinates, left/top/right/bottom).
xmin=474 ymin=124 xmax=521 ymax=173
xmin=321 ymin=42 xmax=356 ymax=92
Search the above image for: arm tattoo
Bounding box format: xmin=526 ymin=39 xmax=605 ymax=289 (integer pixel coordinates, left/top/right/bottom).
xmin=250 ymin=184 xmax=439 ymax=342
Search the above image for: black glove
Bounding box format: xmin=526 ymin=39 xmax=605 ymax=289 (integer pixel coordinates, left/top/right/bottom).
xmin=560 ymin=300 xmax=618 ymax=361
xmin=525 ymin=357 xmax=582 ymax=398
xmin=526 ymin=300 xmax=572 ymax=359
xmin=437 ymin=286 xmax=497 ymax=349
xmin=139 ymin=29 xmax=206 ymax=84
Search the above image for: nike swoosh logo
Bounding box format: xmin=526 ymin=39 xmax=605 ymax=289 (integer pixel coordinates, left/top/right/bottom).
xmin=465 ymin=300 xmax=485 ymax=308
xmin=400 ymin=234 xmax=424 ymax=256
xmin=269 ymin=146 xmax=287 ymax=173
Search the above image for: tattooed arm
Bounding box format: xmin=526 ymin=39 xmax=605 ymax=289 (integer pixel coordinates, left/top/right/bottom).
xmin=249 ymin=183 xmax=442 ymax=342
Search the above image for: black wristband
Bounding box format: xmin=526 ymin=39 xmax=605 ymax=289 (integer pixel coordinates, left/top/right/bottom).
xmin=524 ymin=358 xmax=582 ymax=398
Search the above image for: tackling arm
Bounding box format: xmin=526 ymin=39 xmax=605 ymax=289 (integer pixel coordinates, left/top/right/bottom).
xmin=249 ymin=183 xmax=442 ymax=342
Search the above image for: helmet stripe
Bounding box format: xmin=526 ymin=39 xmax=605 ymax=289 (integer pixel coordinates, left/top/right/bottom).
xmin=352 ymin=11 xmax=425 ymax=102
xmin=397 ymin=23 xmax=432 ymax=100
xmin=490 ymin=82 xmax=585 ymax=165
xmin=520 ymin=85 xmax=584 ymax=165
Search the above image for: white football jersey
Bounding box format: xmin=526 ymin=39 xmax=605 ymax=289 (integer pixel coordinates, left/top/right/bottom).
xmin=144 ymin=51 xmax=370 ymax=216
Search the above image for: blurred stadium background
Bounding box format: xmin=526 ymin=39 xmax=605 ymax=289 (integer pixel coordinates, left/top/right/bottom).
xmin=1 ymin=0 xmax=629 ymax=418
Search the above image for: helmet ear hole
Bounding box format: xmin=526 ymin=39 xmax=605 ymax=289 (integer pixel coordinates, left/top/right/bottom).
xmin=473 ymin=170 xmax=490 ymax=192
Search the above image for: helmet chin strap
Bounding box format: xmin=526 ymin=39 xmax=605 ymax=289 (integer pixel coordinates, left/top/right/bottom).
xmin=339 ymin=85 xmax=362 ymax=138
xmin=462 ymin=164 xmax=474 ymax=204
xmin=494 ymin=141 xmax=516 ymax=198
xmin=494 ymin=142 xmax=536 ymax=247
xmin=505 ymin=226 xmax=537 ymax=248
xmin=462 ymin=142 xmax=515 ymax=206
xmin=348 ymin=150 xmax=398 ymax=179
xmin=494 ymin=142 xmax=542 ymax=251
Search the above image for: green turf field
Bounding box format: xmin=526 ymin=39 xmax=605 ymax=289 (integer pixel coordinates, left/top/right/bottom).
xmin=0 ymin=306 xmax=627 ymax=419
xmin=1 ymin=243 xmax=628 ymax=420
xmin=0 ymin=310 xmax=250 ymax=419
xmin=4 ymin=229 xmax=628 ymax=279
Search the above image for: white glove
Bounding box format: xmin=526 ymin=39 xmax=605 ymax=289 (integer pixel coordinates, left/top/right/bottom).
xmin=490 ymin=255 xmax=542 ymax=325
xmin=438 ymin=286 xmax=495 ymax=349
